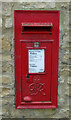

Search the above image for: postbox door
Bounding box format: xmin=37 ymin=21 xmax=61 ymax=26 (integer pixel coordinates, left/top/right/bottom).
xmin=21 ymin=41 xmax=52 ymax=102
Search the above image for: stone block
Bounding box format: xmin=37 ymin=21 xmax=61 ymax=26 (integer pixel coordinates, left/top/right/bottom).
xmin=2 ymin=3 xmax=11 ymax=16
xmin=0 ymin=85 xmax=2 ymax=92
xmin=0 ymin=76 xmax=2 ymax=85
xmin=0 ymin=39 xmax=2 ymax=54
xmin=59 ymin=108 xmax=69 ymax=117
xmin=56 ymin=2 xmax=69 ymax=10
xmin=0 ymin=88 xmax=10 ymax=97
xmin=0 ymin=54 xmax=2 ymax=62
xmin=60 ymin=10 xmax=69 ymax=30
xmin=60 ymin=67 xmax=69 ymax=77
xmin=0 ymin=75 xmax=12 ymax=85
xmin=46 ymin=2 xmax=55 ymax=8
xmin=2 ymin=55 xmax=11 ymax=62
xmin=0 ymin=18 xmax=2 ymax=28
xmin=5 ymin=18 xmax=13 ymax=28
xmin=62 ymin=54 xmax=69 ymax=64
xmin=35 ymin=2 xmax=56 ymax=9
xmin=58 ymin=97 xmax=65 ymax=107
xmin=0 ymin=2 xmax=2 ymax=18
xmin=2 ymin=37 xmax=11 ymax=53
xmin=2 ymin=61 xmax=13 ymax=73
xmin=67 ymin=77 xmax=71 ymax=84
xmin=1 ymin=96 xmax=14 ymax=106
xmin=65 ymin=86 xmax=69 ymax=96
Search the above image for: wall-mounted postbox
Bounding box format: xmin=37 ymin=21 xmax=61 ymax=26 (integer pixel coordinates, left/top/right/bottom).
xmin=14 ymin=10 xmax=60 ymax=109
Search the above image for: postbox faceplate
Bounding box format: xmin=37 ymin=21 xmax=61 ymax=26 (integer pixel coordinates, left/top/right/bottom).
xmin=14 ymin=10 xmax=60 ymax=109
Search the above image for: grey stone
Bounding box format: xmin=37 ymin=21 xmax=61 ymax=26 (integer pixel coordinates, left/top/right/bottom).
xmin=5 ymin=18 xmax=13 ymax=28
xmin=59 ymin=28 xmax=65 ymax=47
xmin=67 ymin=77 xmax=71 ymax=84
xmin=65 ymin=86 xmax=69 ymax=96
xmin=0 ymin=2 xmax=2 ymax=17
xmin=2 ymin=3 xmax=11 ymax=16
xmin=59 ymin=76 xmax=65 ymax=83
xmin=0 ymin=18 xmax=2 ymax=28
xmin=58 ymin=98 xmax=65 ymax=107
xmin=58 ymin=84 xmax=62 ymax=95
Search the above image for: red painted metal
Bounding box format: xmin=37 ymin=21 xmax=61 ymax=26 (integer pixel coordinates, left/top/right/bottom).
xmin=14 ymin=10 xmax=60 ymax=109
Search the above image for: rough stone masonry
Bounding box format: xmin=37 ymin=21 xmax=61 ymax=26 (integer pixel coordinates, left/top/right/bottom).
xmin=0 ymin=1 xmax=70 ymax=119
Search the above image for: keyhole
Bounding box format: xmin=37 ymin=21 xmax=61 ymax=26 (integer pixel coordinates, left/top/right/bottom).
xmin=26 ymin=74 xmax=29 ymax=81
xmin=27 ymin=74 xmax=29 ymax=79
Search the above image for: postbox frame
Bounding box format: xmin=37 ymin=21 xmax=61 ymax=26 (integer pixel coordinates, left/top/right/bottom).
xmin=14 ymin=10 xmax=60 ymax=109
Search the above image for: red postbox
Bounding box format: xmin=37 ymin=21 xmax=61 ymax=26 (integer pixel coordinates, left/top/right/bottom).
xmin=14 ymin=10 xmax=60 ymax=109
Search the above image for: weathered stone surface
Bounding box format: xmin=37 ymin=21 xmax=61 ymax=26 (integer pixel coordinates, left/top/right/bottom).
xmin=2 ymin=3 xmax=11 ymax=16
xmin=59 ymin=107 xmax=69 ymax=117
xmin=69 ymin=11 xmax=71 ymax=24
xmin=62 ymin=54 xmax=69 ymax=64
xmin=58 ymin=84 xmax=62 ymax=96
xmin=1 ymin=88 xmax=10 ymax=97
xmin=0 ymin=86 xmax=2 ymax=93
xmin=60 ymin=63 xmax=69 ymax=70
xmin=60 ymin=10 xmax=69 ymax=30
xmin=0 ymin=96 xmax=13 ymax=106
xmin=69 ymin=52 xmax=71 ymax=60
xmin=15 ymin=2 xmax=56 ymax=9
xmin=2 ymin=105 xmax=10 ymax=117
xmin=56 ymin=2 xmax=69 ymax=10
xmin=67 ymin=77 xmax=71 ymax=84
xmin=5 ymin=18 xmax=13 ymax=28
xmin=62 ymin=35 xmax=69 ymax=49
xmin=0 ymin=75 xmax=12 ymax=84
xmin=0 ymin=65 xmax=2 ymax=74
xmin=0 ymin=55 xmax=2 ymax=63
xmin=0 ymin=2 xmax=2 ymax=18
xmin=2 ymin=37 xmax=11 ymax=52
xmin=58 ymin=97 xmax=65 ymax=107
xmin=0 ymin=76 xmax=2 ymax=85
xmin=0 ymin=38 xmax=2 ymax=54
xmin=9 ymin=107 xmax=56 ymax=118
xmin=59 ymin=76 xmax=64 ymax=83
xmin=0 ymin=18 xmax=2 ymax=28
xmin=2 ymin=55 xmax=11 ymax=62
xmin=60 ymin=67 xmax=69 ymax=77
xmin=52 ymin=108 xmax=69 ymax=119
xmin=35 ymin=2 xmax=55 ymax=9
xmin=46 ymin=2 xmax=55 ymax=8
xmin=65 ymin=86 xmax=69 ymax=96
xmin=2 ymin=61 xmax=13 ymax=73
xmin=0 ymin=111 xmax=2 ymax=116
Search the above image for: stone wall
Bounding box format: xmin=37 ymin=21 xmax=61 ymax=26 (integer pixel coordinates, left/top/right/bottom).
xmin=0 ymin=1 xmax=70 ymax=119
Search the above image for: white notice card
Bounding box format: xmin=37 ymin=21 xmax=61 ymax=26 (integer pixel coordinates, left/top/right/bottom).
xmin=28 ymin=49 xmax=44 ymax=73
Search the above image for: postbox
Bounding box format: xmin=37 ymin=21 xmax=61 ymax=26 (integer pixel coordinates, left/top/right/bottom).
xmin=14 ymin=10 xmax=60 ymax=109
